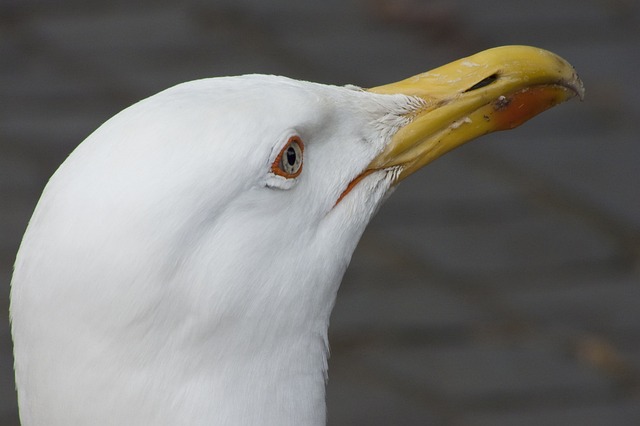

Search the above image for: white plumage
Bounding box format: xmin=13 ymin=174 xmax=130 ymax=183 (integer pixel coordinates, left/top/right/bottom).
xmin=11 ymin=75 xmax=418 ymax=426
xmin=10 ymin=47 xmax=583 ymax=426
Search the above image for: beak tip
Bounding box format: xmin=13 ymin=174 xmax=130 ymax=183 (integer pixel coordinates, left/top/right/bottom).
xmin=568 ymin=72 xmax=586 ymax=101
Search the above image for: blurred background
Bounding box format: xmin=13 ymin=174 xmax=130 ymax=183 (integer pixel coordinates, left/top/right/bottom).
xmin=1 ymin=0 xmax=639 ymax=424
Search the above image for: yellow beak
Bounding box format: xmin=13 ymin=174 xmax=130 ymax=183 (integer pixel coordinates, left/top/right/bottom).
xmin=367 ymin=45 xmax=584 ymax=181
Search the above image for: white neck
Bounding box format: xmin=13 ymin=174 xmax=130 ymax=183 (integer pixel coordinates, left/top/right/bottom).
xmin=11 ymin=191 xmax=360 ymax=426
xmin=12 ymin=143 xmax=389 ymax=425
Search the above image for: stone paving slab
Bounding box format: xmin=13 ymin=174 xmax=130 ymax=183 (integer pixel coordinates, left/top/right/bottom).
xmin=381 ymin=208 xmax=617 ymax=276
xmin=461 ymin=400 xmax=640 ymax=426
xmin=332 ymin=238 xmax=493 ymax=335
xmin=362 ymin=343 xmax=613 ymax=403
xmin=327 ymin=352 xmax=443 ymax=426
xmin=1 ymin=1 xmax=639 ymax=425
xmin=501 ymin=274 xmax=640 ymax=334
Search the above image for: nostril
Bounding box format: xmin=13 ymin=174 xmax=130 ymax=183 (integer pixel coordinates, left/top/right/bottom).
xmin=464 ymin=73 xmax=499 ymax=92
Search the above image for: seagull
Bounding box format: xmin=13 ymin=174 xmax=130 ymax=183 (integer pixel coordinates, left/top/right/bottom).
xmin=10 ymin=46 xmax=583 ymax=426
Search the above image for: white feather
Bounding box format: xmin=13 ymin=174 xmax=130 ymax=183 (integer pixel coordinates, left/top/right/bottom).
xmin=11 ymin=75 xmax=419 ymax=426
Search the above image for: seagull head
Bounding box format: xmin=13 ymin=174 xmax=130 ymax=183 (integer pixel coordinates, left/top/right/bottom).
xmin=11 ymin=46 xmax=583 ymax=425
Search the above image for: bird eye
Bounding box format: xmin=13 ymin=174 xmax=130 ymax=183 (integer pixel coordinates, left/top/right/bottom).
xmin=271 ymin=136 xmax=304 ymax=178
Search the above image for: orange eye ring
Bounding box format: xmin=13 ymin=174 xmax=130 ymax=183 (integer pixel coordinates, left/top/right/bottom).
xmin=271 ymin=136 xmax=304 ymax=179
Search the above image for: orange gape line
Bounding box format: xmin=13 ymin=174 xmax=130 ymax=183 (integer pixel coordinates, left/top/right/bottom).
xmin=334 ymin=169 xmax=377 ymax=206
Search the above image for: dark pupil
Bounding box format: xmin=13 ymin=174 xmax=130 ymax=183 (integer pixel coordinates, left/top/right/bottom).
xmin=286 ymin=146 xmax=297 ymax=166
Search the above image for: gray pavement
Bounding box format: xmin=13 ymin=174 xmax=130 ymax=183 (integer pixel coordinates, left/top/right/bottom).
xmin=1 ymin=1 xmax=639 ymax=425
